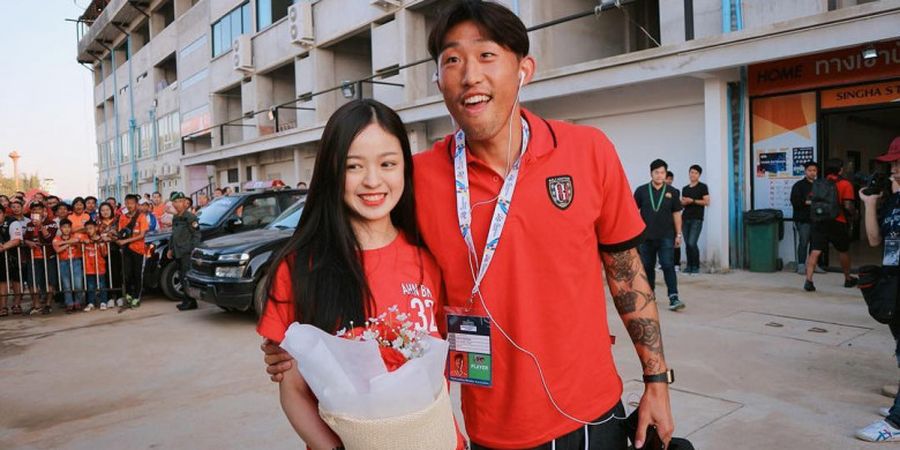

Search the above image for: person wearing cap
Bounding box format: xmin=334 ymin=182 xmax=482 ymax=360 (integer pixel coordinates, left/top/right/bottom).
xmin=857 ymin=136 xmax=900 ymax=443
xmin=168 ymin=192 xmax=200 ymax=311
xmin=139 ymin=198 xmax=159 ymax=232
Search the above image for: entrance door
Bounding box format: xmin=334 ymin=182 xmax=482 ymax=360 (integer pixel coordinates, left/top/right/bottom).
xmin=822 ymin=103 xmax=900 ymax=269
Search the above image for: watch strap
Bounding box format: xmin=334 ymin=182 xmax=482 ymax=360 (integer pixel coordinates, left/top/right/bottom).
xmin=643 ymin=369 xmax=674 ymax=384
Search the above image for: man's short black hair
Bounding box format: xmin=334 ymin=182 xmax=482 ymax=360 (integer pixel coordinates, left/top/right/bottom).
xmin=124 ymin=194 xmax=140 ymax=203
xmin=803 ymin=161 xmax=819 ymax=170
xmin=650 ymin=159 xmax=668 ymax=172
xmin=59 ymin=219 xmax=72 ymax=227
xmin=85 ymin=219 xmax=97 ymax=227
xmin=690 ymin=164 xmax=703 ymax=174
xmin=53 ymin=203 xmax=70 ymax=213
xmin=666 ymin=171 xmax=674 ymax=179
xmin=153 ymin=191 xmax=161 ymax=196
xmin=106 ymin=196 xmax=117 ymax=202
xmin=85 ymin=196 xmax=98 ymax=203
xmin=9 ymin=199 xmax=22 ymax=207
xmin=72 ymin=197 xmax=85 ymax=207
xmin=428 ymin=0 xmax=529 ymax=62
xmin=824 ymin=158 xmax=843 ymax=176
xmin=46 ymin=195 xmax=60 ymax=202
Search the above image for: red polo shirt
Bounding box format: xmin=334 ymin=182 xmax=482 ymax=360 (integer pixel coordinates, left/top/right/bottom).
xmin=414 ymin=109 xmax=645 ymax=448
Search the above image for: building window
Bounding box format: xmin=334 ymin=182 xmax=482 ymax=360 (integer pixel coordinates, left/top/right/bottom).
xmin=257 ymin=0 xmax=293 ymax=30
xmin=227 ymin=168 xmax=239 ymax=183
xmin=156 ymin=111 xmax=181 ymax=152
xmin=98 ymin=144 xmax=105 ymax=168
xmin=120 ymin=134 xmax=130 ymax=163
xmin=140 ymin=123 xmax=152 ymax=158
xmin=246 ymin=165 xmax=253 ymax=181
xmin=212 ymin=2 xmax=252 ymax=58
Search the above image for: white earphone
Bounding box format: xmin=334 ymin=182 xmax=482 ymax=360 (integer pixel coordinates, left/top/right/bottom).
xmin=518 ymin=71 xmax=525 ymax=87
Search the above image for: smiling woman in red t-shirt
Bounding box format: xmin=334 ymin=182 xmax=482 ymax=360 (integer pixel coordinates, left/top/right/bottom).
xmin=256 ymin=99 xmax=462 ymax=450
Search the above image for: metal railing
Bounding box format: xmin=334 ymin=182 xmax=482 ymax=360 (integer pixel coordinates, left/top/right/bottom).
xmin=0 ymin=241 xmax=151 ymax=311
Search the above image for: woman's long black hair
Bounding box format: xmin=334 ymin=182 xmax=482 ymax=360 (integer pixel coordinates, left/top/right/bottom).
xmin=262 ymin=99 xmax=419 ymax=333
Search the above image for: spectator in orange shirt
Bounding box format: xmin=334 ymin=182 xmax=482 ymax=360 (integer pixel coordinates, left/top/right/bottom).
xmin=23 ymin=202 xmax=58 ymax=315
xmin=85 ymin=196 xmax=99 ymax=222
xmin=53 ymin=219 xmax=86 ymax=313
xmin=69 ymin=197 xmax=91 ymax=236
xmin=152 ymin=191 xmax=166 ymax=220
xmin=82 ymin=220 xmax=109 ymax=311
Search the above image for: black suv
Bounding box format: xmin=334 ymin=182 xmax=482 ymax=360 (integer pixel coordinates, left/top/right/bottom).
xmin=144 ymin=189 xmax=304 ymax=300
xmin=183 ymin=199 xmax=303 ymax=315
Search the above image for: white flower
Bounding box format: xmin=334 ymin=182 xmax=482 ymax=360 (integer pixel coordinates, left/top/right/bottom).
xmin=335 ymin=328 xmax=347 ymax=337
xmin=402 ymin=328 xmax=417 ymax=340
xmin=401 ymin=321 xmax=414 ymax=329
xmin=362 ymin=330 xmax=379 ymax=341
xmin=399 ymin=347 xmax=413 ymax=359
xmin=388 ymin=305 xmax=399 ymax=313
xmin=391 ymin=337 xmax=404 ymax=349
xmin=396 ymin=313 xmax=409 ymax=321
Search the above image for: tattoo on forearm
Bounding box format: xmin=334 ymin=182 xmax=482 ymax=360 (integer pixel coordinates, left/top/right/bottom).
xmin=626 ymin=318 xmax=664 ymax=357
xmin=607 ymin=251 xmax=638 ymax=282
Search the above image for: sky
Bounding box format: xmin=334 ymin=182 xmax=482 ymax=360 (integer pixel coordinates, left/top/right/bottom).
xmin=0 ymin=1 xmax=97 ymax=199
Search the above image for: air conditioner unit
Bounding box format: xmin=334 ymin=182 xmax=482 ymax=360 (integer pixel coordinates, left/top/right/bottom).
xmin=232 ymin=34 xmax=253 ymax=72
xmin=370 ymin=0 xmax=401 ymax=9
xmin=288 ymin=2 xmax=314 ymax=47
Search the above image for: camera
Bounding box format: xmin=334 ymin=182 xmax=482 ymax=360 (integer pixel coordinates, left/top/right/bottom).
xmin=859 ymin=172 xmax=892 ymax=196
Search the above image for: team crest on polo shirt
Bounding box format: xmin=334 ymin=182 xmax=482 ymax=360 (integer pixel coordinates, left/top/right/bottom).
xmin=546 ymin=175 xmax=574 ymax=210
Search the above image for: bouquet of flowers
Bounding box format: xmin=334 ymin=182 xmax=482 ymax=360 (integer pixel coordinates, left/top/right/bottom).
xmin=280 ymin=307 xmax=456 ymax=450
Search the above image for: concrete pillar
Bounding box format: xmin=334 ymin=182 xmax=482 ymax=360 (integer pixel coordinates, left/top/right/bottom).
xmin=293 ymin=148 xmax=303 ymax=186
xmin=237 ymin=158 xmax=246 ymax=190
xmin=703 ymin=77 xmax=730 ymax=272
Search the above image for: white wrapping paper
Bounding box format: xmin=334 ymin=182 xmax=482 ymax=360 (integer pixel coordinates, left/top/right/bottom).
xmin=279 ymin=322 xmax=450 ymax=419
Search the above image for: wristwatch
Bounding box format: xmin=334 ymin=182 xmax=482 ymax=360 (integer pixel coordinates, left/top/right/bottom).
xmin=643 ymin=369 xmax=674 ymax=384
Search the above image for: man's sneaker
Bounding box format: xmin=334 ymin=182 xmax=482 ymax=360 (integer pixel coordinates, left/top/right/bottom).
xmin=856 ymin=420 xmax=900 ymax=442
xmin=844 ymin=277 xmax=859 ymax=288
xmin=41 ymin=305 xmax=51 ymax=315
xmin=28 ymin=307 xmax=41 ymax=316
xmin=116 ymin=298 xmax=124 ymax=307
xmin=84 ymin=304 xmax=95 ymax=312
xmin=814 ymin=266 xmax=827 ymax=274
xmin=803 ymin=280 xmax=816 ymax=292
xmin=880 ymin=407 xmax=892 ymax=418
xmin=674 ymin=265 xmax=681 ymax=273
xmin=130 ymin=297 xmax=140 ymax=308
xmin=668 ymin=295 xmax=686 ymax=311
xmin=99 ymin=302 xmax=108 ymax=311
xmin=796 ymin=263 xmax=806 ymax=275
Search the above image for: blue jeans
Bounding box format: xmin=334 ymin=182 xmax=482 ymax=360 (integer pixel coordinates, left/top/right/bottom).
xmin=888 ymin=321 xmax=900 ymax=427
xmin=86 ymin=274 xmax=107 ymax=307
xmin=640 ymin=238 xmax=678 ymax=298
xmin=794 ymin=221 xmax=812 ymax=265
xmin=683 ymin=219 xmax=703 ymax=272
xmin=59 ymin=259 xmax=85 ymax=307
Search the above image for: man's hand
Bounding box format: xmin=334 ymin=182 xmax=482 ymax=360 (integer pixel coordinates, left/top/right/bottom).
xmin=166 ymin=249 xmax=173 ymax=259
xmin=860 ymin=188 xmax=882 ymax=207
xmin=261 ymin=338 xmax=294 ymax=382
xmin=674 ymin=234 xmax=682 ymax=248
xmin=116 ymin=239 xmax=126 ymax=247
xmin=635 ymin=383 xmax=674 ymax=448
xmin=680 ymin=197 xmax=693 ymax=206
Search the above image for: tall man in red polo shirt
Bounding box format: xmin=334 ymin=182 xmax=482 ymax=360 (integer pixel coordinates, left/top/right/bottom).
xmin=263 ymin=2 xmax=674 ymax=448
xmin=804 ymin=158 xmax=858 ymax=291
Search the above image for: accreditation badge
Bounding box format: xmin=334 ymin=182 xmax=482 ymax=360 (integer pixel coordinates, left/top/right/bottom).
xmin=445 ymin=306 xmax=492 ymax=387
xmin=884 ymin=237 xmax=900 ymax=266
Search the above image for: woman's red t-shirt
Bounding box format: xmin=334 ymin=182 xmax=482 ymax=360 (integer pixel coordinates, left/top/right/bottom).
xmin=257 ymin=233 xmax=442 ymax=342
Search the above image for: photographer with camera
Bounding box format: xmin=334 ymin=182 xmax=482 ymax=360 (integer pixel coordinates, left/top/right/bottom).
xmin=856 ymin=137 xmax=900 ymax=443
xmin=115 ymin=194 xmax=149 ymax=309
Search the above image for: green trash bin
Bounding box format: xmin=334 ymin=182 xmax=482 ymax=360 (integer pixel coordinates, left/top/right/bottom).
xmin=744 ymin=209 xmax=784 ymax=272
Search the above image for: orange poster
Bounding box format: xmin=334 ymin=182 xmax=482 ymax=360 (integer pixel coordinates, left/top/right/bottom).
xmin=821 ymin=79 xmax=900 ymax=109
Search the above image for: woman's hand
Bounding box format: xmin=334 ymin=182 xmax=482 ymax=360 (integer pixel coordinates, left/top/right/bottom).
xmin=262 ymin=338 xmax=295 ymax=382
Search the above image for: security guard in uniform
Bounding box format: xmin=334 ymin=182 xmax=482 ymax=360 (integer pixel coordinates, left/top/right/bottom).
xmin=168 ymin=192 xmax=201 ymax=311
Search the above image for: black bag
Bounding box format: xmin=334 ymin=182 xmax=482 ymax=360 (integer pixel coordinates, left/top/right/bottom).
xmin=858 ymin=265 xmax=898 ymax=324
xmin=118 ymin=213 xmax=140 ymax=240
xmin=809 ymin=178 xmax=840 ymax=223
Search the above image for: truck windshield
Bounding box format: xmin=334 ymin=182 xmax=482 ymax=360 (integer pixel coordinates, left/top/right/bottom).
xmin=198 ymin=196 xmax=239 ymax=227
xmin=267 ymin=200 xmax=304 ymax=230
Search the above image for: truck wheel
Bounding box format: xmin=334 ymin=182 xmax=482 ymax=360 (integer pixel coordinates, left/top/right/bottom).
xmin=253 ymin=273 xmax=270 ymax=317
xmin=159 ymin=263 xmax=183 ymax=301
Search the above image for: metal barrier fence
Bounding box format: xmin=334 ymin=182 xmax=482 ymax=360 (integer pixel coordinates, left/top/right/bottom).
xmin=0 ymin=242 xmax=133 ymax=304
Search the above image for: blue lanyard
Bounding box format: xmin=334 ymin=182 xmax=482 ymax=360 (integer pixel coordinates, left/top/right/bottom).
xmin=454 ymin=118 xmax=530 ymax=304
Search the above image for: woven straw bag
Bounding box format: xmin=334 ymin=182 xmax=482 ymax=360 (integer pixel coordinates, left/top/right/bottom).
xmin=318 ymin=386 xmax=456 ymax=450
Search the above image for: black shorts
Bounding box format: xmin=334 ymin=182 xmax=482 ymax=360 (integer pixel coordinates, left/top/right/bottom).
xmin=0 ymin=254 xmax=22 ymax=283
xmin=811 ymin=220 xmax=850 ymax=253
